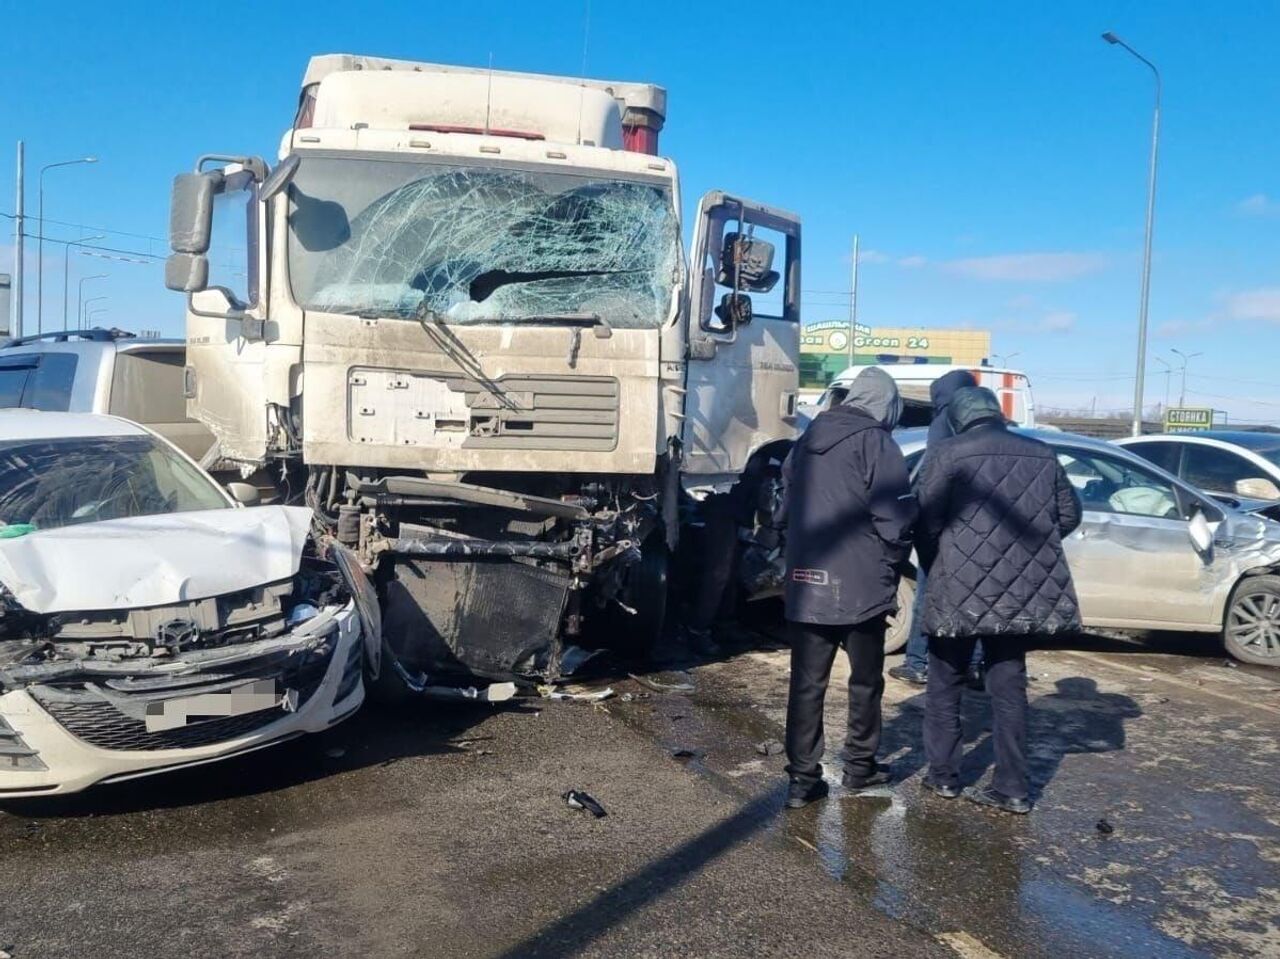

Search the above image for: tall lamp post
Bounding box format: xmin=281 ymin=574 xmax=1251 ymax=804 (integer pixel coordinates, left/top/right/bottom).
xmin=1154 ymin=355 xmax=1172 ymax=415
xmin=1171 ymin=347 xmax=1202 ymax=407
xmin=63 ymin=234 xmax=104 ymax=329
xmin=81 ymin=294 xmax=107 ymax=328
xmin=1102 ymin=31 xmax=1160 ymax=437
xmin=37 ymin=155 xmax=97 ymax=333
xmin=76 ymin=274 xmax=108 ymax=330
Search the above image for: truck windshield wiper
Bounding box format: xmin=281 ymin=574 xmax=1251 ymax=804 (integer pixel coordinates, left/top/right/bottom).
xmin=523 ymin=312 xmax=613 ymax=338
xmin=414 ymin=300 xmax=520 ymax=411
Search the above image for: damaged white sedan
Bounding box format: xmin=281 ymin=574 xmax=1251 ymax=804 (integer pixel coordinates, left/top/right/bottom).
xmin=0 ymin=411 xmax=374 ymax=797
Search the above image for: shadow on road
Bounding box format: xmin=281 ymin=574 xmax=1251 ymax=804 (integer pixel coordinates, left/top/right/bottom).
xmin=492 ymin=788 xmax=784 ymax=959
xmin=881 ymin=676 xmax=1142 ymax=801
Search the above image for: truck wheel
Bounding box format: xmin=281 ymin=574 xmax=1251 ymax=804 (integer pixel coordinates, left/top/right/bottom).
xmin=1223 ymin=575 xmax=1280 ymax=666
xmin=608 ymin=537 xmax=669 ymax=656
xmin=884 ymin=577 xmax=915 ymax=654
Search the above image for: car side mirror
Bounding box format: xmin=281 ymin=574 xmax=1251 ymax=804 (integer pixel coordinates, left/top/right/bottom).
xmin=1236 ymin=477 xmax=1280 ymax=501
xmin=225 ymin=482 xmax=261 ymax=507
xmin=1188 ymin=509 xmax=1214 ymax=554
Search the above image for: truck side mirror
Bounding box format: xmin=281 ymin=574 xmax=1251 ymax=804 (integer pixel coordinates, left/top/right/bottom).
xmin=717 ymin=233 xmax=779 ymax=294
xmin=714 ymin=292 xmax=752 ymax=328
xmin=165 ymin=253 xmax=209 ymax=293
xmin=165 ymin=171 xmax=220 ymax=292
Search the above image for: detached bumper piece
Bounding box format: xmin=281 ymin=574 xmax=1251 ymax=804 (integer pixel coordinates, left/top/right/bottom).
xmin=0 ymin=715 xmax=46 ymax=772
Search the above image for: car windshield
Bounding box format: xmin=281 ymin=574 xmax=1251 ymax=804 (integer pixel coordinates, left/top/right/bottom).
xmin=0 ymin=435 xmax=229 ymax=534
xmin=286 ymin=155 xmax=681 ymax=329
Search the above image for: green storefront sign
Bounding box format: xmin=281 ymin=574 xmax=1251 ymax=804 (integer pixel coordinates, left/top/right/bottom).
xmin=1164 ymin=407 xmax=1214 ymax=432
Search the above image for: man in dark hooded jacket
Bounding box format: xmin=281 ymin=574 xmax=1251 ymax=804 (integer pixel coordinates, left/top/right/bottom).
xmin=914 ymin=387 xmax=1081 ymax=814
xmin=889 ymin=369 xmax=977 ymax=687
xmin=776 ymin=367 xmax=917 ymax=809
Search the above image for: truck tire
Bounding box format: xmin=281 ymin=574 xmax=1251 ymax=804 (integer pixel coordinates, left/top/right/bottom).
xmin=1223 ymin=574 xmax=1280 ymax=666
xmin=884 ymin=576 xmax=915 ymax=654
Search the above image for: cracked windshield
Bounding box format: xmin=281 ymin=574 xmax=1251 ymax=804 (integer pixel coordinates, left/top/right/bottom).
xmin=287 ymin=156 xmax=680 ymax=328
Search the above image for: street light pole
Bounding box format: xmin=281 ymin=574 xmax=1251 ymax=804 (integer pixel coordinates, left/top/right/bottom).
xmin=12 ymin=141 xmax=24 ymax=338
xmin=76 ymin=275 xmax=107 ymax=330
xmin=37 ymin=156 xmax=97 ymax=334
xmin=82 ymin=294 xmax=107 ymax=328
xmin=1155 ymin=356 xmax=1172 ymax=414
xmin=63 ymin=235 xmax=104 ymax=329
xmin=993 ymin=351 xmax=1021 ymax=368
xmin=1170 ymin=348 xmax=1202 ymax=406
xmin=848 ymin=233 xmax=860 ymax=368
xmin=86 ymin=307 xmax=109 ymax=325
xmin=1103 ymin=32 xmax=1161 ymax=437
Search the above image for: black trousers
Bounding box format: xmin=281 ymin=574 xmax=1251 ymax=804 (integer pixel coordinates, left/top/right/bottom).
xmin=924 ymin=635 xmax=1028 ymax=799
xmin=784 ymin=616 xmax=887 ymax=786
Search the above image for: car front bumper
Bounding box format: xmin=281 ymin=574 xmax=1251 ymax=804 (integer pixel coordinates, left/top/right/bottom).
xmin=0 ymin=601 xmax=364 ymax=798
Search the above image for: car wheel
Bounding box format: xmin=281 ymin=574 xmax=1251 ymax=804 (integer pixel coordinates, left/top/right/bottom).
xmin=885 ymin=577 xmax=916 ymax=654
xmin=1223 ymin=574 xmax=1280 ymax=666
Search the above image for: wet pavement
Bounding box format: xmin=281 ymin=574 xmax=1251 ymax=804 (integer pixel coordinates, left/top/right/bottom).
xmin=1 ymin=624 xmax=1277 ymax=958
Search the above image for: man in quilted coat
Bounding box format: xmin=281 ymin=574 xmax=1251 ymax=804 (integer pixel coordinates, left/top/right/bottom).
xmin=914 ymin=386 xmax=1082 ymax=813
xmin=776 ymin=367 xmax=917 ymax=809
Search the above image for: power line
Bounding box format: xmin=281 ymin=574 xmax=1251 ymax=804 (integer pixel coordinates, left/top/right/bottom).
xmin=0 ymin=210 xmax=167 ymax=245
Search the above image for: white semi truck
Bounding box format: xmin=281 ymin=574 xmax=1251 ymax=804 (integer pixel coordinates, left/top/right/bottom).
xmin=166 ymin=54 xmax=802 ymax=688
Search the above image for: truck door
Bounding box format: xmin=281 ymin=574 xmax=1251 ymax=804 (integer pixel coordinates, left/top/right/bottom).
xmin=167 ymin=156 xmax=274 ymax=465
xmin=681 ymin=192 xmax=801 ymax=487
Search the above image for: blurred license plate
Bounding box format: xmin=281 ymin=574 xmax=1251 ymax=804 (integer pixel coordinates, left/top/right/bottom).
xmin=144 ymin=679 xmax=283 ymax=733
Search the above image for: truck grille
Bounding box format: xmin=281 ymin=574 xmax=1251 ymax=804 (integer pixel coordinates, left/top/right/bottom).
xmin=348 ymin=369 xmax=620 ymax=452
xmin=32 ymin=649 xmax=333 ymax=752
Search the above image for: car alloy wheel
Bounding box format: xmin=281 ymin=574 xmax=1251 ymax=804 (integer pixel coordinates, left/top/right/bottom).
xmin=1224 ymin=575 xmax=1280 ymax=666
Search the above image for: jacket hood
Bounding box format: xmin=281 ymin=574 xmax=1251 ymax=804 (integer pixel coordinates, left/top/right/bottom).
xmin=930 ymin=369 xmax=978 ymax=415
xmin=948 ymin=386 xmax=1006 ymax=434
xmin=841 ymin=367 xmax=903 ymax=430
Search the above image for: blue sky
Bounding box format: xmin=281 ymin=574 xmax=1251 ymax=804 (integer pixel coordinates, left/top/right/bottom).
xmin=2 ymin=0 xmax=1278 ymax=421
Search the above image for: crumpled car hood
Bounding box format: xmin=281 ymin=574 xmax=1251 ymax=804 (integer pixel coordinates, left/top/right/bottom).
xmin=0 ymin=506 xmax=314 ymax=614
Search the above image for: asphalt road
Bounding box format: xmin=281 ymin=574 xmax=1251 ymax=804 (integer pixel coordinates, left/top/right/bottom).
xmin=2 ymin=624 xmax=1277 ymax=959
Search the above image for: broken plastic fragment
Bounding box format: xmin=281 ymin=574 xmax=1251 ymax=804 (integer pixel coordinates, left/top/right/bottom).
xmin=563 ymin=789 xmax=607 ymax=818
xmin=627 ymin=672 xmax=695 ymax=694
xmin=755 ymin=739 xmax=784 ymax=757
xmin=540 ymin=685 xmax=614 ymax=702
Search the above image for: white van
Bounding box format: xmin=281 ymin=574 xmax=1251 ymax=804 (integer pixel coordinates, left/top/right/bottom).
xmin=801 ymin=364 xmax=1037 ymax=428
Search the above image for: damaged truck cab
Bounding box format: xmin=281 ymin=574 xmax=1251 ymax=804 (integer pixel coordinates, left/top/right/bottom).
xmin=166 ymin=55 xmax=801 ymax=687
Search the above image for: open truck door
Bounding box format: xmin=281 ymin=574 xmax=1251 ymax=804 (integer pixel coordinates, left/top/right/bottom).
xmin=681 ymin=192 xmax=801 ymax=489
xmin=166 ymin=155 xmax=289 ymax=467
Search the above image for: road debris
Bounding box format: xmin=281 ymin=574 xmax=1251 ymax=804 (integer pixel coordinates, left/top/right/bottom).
xmin=755 ymin=739 xmax=785 ymax=757
xmin=628 ymin=672 xmax=696 ymax=694
xmin=1096 ymin=818 xmax=1115 ymax=835
xmin=539 ymin=685 xmax=615 ymax=702
xmin=563 ymin=789 xmax=607 ymax=818
xmin=672 ymin=748 xmax=696 ymax=759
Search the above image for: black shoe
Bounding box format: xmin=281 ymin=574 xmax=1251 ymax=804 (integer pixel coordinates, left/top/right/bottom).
xmin=841 ymin=764 xmax=893 ymax=791
xmin=963 ymin=786 xmax=1031 ymax=815
xmin=785 ymin=778 xmax=830 ymax=809
xmin=965 ymin=667 xmax=985 ymax=691
xmin=888 ymin=665 xmax=928 ymax=686
xmin=921 ymin=777 xmax=961 ymax=799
